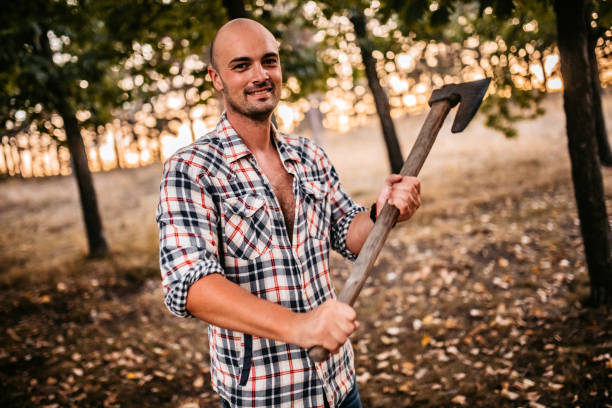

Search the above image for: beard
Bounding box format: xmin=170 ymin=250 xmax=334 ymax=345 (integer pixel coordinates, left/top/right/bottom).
xmin=222 ymin=79 xmax=279 ymax=122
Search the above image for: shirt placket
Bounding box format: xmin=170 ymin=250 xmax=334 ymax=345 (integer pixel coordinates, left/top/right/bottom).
xmin=286 ymin=158 xmax=337 ymax=406
xmin=244 ymin=155 xmax=291 ymax=246
xmin=248 ymin=153 xmax=338 ymax=404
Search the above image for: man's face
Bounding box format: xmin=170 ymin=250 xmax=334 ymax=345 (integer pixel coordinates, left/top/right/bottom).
xmin=209 ymin=22 xmax=282 ymax=121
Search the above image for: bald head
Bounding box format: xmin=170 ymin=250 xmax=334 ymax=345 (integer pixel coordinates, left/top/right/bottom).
xmin=209 ymin=18 xmax=277 ymax=70
xmin=206 ymin=18 xmax=282 ymax=122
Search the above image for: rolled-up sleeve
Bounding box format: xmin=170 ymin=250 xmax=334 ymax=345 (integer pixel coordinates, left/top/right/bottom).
xmin=156 ymin=156 xmax=224 ymax=318
xmin=316 ymin=148 xmax=367 ymax=261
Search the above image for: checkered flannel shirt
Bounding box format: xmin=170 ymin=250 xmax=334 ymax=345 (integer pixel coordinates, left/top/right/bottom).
xmin=156 ymin=114 xmax=366 ymax=407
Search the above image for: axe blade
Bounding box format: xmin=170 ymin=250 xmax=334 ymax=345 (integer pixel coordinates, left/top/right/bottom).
xmin=428 ymin=77 xmax=491 ymax=133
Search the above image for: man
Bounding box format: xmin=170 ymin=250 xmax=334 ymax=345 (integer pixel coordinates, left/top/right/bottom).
xmin=157 ymin=18 xmax=421 ymax=408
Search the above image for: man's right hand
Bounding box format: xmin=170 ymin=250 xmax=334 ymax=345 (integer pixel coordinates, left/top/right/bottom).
xmin=292 ymin=299 xmax=358 ymax=353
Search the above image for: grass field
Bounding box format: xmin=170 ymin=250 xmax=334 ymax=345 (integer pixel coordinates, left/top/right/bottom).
xmin=0 ymin=92 xmax=611 ymax=407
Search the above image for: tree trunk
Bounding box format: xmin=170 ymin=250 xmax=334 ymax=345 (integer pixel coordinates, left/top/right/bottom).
xmin=131 ymin=131 xmax=142 ymax=167
xmin=554 ymin=0 xmax=612 ymax=305
xmin=38 ymin=30 xmax=108 ymax=258
xmin=154 ymin=118 xmax=169 ymax=162
xmin=17 ymin=145 xmax=29 ymax=177
xmin=58 ymin=101 xmax=109 ymax=257
xmin=155 ymin=131 xmax=163 ymax=162
xmin=113 ymin=130 xmax=123 ymax=169
xmin=538 ymin=59 xmax=548 ymax=91
xmin=56 ymin=143 xmax=64 ymax=175
xmin=43 ymin=138 xmax=52 ymax=176
xmin=586 ymin=19 xmax=612 ymax=166
xmin=95 ymin=142 xmax=103 ymax=172
xmin=307 ymin=96 xmax=324 ymax=146
xmin=29 ymin=133 xmax=39 ymax=177
xmin=10 ymin=138 xmax=23 ymax=178
xmin=223 ymin=0 xmax=247 ymax=20
xmin=0 ymin=143 xmax=7 ymax=175
xmin=2 ymin=137 xmax=14 ymax=176
xmin=189 ymin=120 xmax=197 ymax=143
xmin=350 ymin=11 xmax=404 ymax=174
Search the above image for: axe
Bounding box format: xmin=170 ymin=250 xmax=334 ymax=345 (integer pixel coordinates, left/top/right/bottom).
xmin=309 ymin=78 xmax=491 ymax=362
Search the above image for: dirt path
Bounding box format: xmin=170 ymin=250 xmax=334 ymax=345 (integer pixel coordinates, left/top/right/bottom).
xmin=1 ymin=93 xmax=611 ymax=407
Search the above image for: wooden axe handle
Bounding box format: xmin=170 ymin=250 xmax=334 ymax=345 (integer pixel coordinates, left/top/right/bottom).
xmin=308 ymin=100 xmax=452 ymax=363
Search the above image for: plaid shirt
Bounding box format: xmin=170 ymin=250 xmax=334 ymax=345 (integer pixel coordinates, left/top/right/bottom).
xmin=156 ymin=114 xmax=366 ymax=407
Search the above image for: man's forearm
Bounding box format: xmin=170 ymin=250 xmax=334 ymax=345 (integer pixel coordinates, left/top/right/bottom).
xmin=345 ymin=210 xmax=374 ymax=256
xmin=186 ymin=273 xmax=300 ymax=344
xmin=186 ymin=273 xmax=358 ymax=352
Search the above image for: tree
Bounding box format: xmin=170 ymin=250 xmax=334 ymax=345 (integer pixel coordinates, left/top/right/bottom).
xmin=0 ymin=0 xmax=223 ymax=257
xmin=379 ymin=0 xmax=611 ymax=304
xmin=553 ymin=0 xmax=612 ymax=304
xmin=350 ymin=9 xmax=404 ymax=173
xmin=446 ymin=0 xmax=612 ymax=304
xmin=0 ymin=2 xmax=111 ymax=257
xmin=300 ymin=0 xmax=432 ymax=173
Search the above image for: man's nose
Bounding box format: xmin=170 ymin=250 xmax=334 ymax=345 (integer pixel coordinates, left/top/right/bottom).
xmin=252 ymin=63 xmax=269 ymax=82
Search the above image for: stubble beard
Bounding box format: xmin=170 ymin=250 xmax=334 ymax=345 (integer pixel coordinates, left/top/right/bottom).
xmin=222 ymin=81 xmax=279 ymax=122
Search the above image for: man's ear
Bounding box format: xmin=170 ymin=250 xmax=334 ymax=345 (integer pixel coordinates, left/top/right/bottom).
xmin=209 ymin=66 xmax=224 ymax=92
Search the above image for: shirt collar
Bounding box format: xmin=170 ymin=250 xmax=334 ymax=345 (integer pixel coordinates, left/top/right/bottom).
xmin=216 ymin=112 xmax=301 ymax=165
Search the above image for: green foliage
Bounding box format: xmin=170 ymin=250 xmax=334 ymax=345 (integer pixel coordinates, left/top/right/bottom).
xmin=0 ymin=0 xmax=224 ymax=143
xmin=383 ymin=0 xmax=457 ymax=36
xmin=477 ymin=0 xmax=517 ymax=19
xmin=380 ymin=0 xmax=559 ymax=138
xmin=590 ymin=0 xmax=612 ymax=61
xmin=482 ymin=90 xmax=545 ymax=138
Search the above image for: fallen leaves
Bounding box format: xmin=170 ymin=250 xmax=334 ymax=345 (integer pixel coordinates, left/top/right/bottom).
xmin=421 ymin=335 xmax=432 ymax=346
xmin=501 ymin=388 xmax=520 ymax=400
xmin=515 ymin=378 xmax=536 ymax=390
xmin=356 ymin=371 xmax=371 ymax=383
xmin=2 ymin=152 xmax=612 ymax=408
xmin=192 ymin=375 xmax=204 ymax=388
xmin=400 ymin=361 xmax=415 ymax=376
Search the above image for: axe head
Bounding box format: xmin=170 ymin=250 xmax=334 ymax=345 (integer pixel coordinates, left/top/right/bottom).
xmin=428 ymin=78 xmax=491 ymax=133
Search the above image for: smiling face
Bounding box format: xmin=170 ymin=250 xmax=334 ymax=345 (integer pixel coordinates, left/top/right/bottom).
xmin=208 ymin=19 xmax=282 ymax=122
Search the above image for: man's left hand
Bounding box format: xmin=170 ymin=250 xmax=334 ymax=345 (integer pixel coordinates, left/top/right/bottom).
xmin=375 ymin=174 xmax=421 ymax=223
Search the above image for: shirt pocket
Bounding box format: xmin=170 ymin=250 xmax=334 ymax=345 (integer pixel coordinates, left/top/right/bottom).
xmin=222 ymin=194 xmax=273 ymax=260
xmin=301 ymin=180 xmax=332 ymax=240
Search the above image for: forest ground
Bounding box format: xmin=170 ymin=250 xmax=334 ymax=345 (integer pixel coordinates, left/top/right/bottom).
xmin=0 ymin=93 xmax=611 ymax=407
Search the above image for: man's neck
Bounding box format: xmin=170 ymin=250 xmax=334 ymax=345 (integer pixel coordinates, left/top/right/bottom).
xmin=225 ymin=110 xmax=274 ymax=155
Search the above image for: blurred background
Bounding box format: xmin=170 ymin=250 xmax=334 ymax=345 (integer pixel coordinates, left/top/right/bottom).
xmin=1 ymin=1 xmax=611 ymax=407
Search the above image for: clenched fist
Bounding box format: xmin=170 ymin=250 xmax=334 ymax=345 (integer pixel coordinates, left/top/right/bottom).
xmin=375 ymin=174 xmax=421 ymax=223
xmin=291 ymin=299 xmax=358 ymax=353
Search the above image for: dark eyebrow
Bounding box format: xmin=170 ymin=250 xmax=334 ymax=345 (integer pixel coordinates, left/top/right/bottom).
xmin=262 ymin=52 xmax=279 ymax=60
xmin=228 ymin=56 xmax=252 ymax=66
xmin=228 ymin=52 xmax=279 ymax=66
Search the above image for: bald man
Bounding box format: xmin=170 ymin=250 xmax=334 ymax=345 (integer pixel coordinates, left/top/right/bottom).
xmin=157 ymin=18 xmax=421 ymax=408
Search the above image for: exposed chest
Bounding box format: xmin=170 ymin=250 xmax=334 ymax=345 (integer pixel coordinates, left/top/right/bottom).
xmin=256 ymin=154 xmax=296 ymax=239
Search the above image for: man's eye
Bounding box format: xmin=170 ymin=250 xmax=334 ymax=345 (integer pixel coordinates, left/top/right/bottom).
xmin=263 ymin=59 xmax=278 ymax=65
xmin=233 ymin=63 xmax=248 ymax=70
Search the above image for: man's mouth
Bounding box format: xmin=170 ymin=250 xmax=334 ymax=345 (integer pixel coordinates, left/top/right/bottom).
xmin=246 ymin=83 xmax=274 ymax=97
xmin=248 ymin=88 xmax=271 ymax=95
